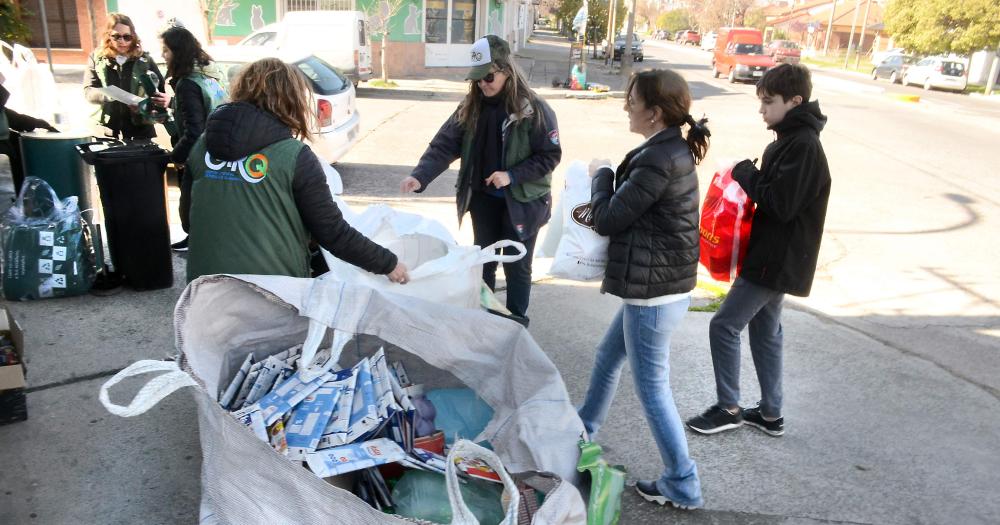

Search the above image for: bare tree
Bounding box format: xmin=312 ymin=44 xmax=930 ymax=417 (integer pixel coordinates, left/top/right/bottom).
xmin=199 ymin=0 xmax=231 ymax=44
xmin=364 ymin=0 xmax=407 ymax=83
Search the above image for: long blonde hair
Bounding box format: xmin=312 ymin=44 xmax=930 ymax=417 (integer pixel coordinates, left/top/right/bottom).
xmin=230 ymin=58 xmax=315 ymax=141
xmin=99 ymin=13 xmax=143 ymax=59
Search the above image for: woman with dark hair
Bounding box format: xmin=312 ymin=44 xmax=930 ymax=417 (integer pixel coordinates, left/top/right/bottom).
xmin=577 ymin=69 xmax=711 ymax=510
xmin=399 ymin=35 xmax=561 ymax=324
xmin=83 ymin=13 xmax=164 ymax=140
xmin=185 ymin=58 xmax=408 ymax=285
xmin=154 ymin=24 xmax=227 ymax=251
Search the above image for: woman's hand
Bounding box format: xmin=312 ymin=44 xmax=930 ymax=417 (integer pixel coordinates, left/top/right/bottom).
xmin=387 ymin=262 xmax=410 ymax=284
xmin=399 ymin=176 xmax=422 ymax=193
xmin=484 ymin=171 xmax=511 ymax=188
xmin=589 ymin=159 xmax=612 ymax=177
xmin=151 ymin=92 xmax=171 ymax=108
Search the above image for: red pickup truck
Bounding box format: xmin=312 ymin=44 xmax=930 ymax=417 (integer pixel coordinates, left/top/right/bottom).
xmin=678 ymin=30 xmax=701 ymax=46
xmin=766 ymin=40 xmax=801 ymax=64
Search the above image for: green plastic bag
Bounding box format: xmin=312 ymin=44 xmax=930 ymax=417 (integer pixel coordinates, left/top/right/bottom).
xmin=1 ymin=177 xmax=96 ymax=300
xmin=391 ymin=469 xmax=505 ymax=524
xmin=577 ymin=440 xmax=626 ymax=525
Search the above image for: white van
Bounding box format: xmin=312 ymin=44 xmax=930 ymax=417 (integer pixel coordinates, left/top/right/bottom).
xmin=219 ymin=11 xmax=372 ymax=86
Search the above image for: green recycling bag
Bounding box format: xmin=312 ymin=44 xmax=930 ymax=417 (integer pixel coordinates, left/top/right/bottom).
xmin=1 ymin=177 xmax=96 ymax=300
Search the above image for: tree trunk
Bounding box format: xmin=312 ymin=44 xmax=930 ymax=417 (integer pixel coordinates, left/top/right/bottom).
xmin=621 ymin=0 xmax=636 ymax=87
xmin=381 ymin=33 xmax=389 ymax=83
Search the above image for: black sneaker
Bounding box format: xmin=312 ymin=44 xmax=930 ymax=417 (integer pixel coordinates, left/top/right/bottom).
xmin=171 ymin=237 xmax=189 ymax=252
xmin=635 ymin=480 xmax=702 ymax=510
xmin=686 ymin=404 xmax=743 ymax=434
xmin=741 ymin=404 xmax=784 ymax=437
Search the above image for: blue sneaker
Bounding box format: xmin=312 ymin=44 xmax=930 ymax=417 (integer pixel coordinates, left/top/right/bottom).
xmin=635 ymin=480 xmax=702 ymax=510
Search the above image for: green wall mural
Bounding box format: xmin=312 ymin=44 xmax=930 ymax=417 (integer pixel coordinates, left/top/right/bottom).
xmin=212 ymin=0 xmax=277 ymax=37
xmin=357 ymin=0 xmax=423 ymax=43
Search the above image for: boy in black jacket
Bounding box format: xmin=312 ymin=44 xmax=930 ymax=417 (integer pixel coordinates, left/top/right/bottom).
xmin=687 ymin=64 xmax=831 ymax=437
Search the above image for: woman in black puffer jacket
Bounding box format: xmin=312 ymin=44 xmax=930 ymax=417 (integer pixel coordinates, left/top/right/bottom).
xmin=577 ymin=69 xmax=710 ymax=510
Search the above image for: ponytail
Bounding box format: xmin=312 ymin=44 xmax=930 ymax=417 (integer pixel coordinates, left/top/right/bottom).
xmin=683 ymin=114 xmax=711 ymax=165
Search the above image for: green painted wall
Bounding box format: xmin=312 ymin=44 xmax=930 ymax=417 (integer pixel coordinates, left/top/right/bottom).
xmin=212 ymin=0 xmax=278 ymax=37
xmin=357 ymin=0 xmax=423 ymax=43
xmin=106 ymin=0 xmax=118 ymax=12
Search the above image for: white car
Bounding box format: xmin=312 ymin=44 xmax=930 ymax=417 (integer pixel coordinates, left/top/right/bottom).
xmin=227 ymin=11 xmax=373 ymax=86
xmin=216 ymin=53 xmax=362 ymax=163
xmin=902 ymin=56 xmax=968 ymax=92
xmin=700 ymin=32 xmax=717 ymax=51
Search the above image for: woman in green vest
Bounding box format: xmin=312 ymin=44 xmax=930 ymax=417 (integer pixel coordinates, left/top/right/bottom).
xmin=83 ymin=13 xmax=164 ymax=141
xmin=399 ymin=35 xmax=562 ymax=325
xmin=154 ymin=24 xmax=228 ymax=252
xmin=185 ymin=58 xmax=409 ymax=285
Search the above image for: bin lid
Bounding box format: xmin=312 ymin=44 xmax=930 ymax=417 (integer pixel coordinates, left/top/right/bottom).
xmin=91 ymin=142 xmax=169 ymax=159
xmin=21 ymin=130 xmax=94 ymax=140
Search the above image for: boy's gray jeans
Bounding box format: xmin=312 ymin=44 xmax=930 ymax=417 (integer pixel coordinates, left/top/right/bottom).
xmin=710 ymin=277 xmax=786 ymax=419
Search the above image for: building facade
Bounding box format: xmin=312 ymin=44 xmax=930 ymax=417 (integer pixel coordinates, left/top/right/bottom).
xmin=18 ymin=0 xmax=535 ymax=76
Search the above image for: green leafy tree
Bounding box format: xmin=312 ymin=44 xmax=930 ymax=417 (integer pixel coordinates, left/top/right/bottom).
xmin=657 ymin=9 xmax=691 ymax=33
xmin=0 ymin=1 xmax=31 ymax=44
xmin=885 ymin=0 xmax=1000 ymax=55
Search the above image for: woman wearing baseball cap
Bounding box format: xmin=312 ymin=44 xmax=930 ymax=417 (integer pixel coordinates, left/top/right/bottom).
xmin=400 ymin=35 xmax=561 ymax=326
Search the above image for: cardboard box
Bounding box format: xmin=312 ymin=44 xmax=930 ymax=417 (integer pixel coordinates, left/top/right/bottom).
xmin=0 ymin=306 xmax=27 ymax=425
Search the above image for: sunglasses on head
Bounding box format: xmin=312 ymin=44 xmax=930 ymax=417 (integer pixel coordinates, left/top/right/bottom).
xmin=110 ymin=33 xmax=133 ymax=42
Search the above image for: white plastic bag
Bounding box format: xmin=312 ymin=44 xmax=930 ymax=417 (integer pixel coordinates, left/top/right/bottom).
xmin=320 ymin=157 xmax=343 ymax=195
xmin=6 ymin=43 xmax=58 ymax=122
xmin=550 ymin=161 xmax=608 ymax=281
xmin=101 ymin=274 xmax=587 ymax=524
xmin=323 ymin=205 xmax=525 ymax=309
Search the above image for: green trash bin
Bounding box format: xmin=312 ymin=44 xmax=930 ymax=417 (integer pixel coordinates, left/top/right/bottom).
xmin=18 ymin=131 xmax=96 ymax=213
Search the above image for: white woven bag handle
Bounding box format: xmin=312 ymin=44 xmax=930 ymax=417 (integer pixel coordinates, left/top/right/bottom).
xmin=99 ymin=360 xmax=198 ymax=417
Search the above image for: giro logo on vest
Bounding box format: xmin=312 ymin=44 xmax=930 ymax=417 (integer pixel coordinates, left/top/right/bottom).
xmin=204 ymin=152 xmax=270 ymax=184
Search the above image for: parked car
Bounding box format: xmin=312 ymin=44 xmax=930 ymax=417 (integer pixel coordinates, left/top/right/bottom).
xmin=700 ymin=31 xmax=717 ymax=51
xmin=675 ymin=30 xmax=685 ymax=41
xmin=221 ymin=10 xmax=372 ymax=87
xmin=653 ymin=29 xmax=670 ymax=40
xmin=871 ymin=54 xmax=916 ymax=84
xmin=215 ymin=53 xmax=362 ymax=163
xmin=871 ymin=47 xmax=906 ymax=66
xmin=902 ymin=56 xmax=968 ymax=92
xmin=712 ymin=27 xmax=775 ymax=83
xmin=678 ymin=30 xmax=701 ymax=46
xmin=603 ymin=35 xmax=644 ymax=62
xmin=766 ymin=40 xmax=801 ymax=64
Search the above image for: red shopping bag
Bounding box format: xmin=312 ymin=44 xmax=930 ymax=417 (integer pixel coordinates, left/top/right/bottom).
xmin=699 ymin=166 xmax=754 ymax=282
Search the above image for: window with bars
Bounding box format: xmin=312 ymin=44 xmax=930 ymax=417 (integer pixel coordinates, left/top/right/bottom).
xmin=23 ymin=0 xmax=81 ymax=48
xmin=285 ymin=0 xmax=354 ymax=11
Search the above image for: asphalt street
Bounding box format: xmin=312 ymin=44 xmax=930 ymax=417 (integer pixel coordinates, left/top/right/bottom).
xmin=1 ymin=33 xmax=998 ymax=524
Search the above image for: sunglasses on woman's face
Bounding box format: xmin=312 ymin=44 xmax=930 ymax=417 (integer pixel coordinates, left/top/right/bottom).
xmin=110 ymin=33 xmax=133 ymax=42
xmin=478 ymin=72 xmax=496 ymax=84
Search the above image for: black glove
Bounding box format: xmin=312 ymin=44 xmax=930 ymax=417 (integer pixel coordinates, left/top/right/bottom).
xmin=731 ymin=158 xmax=758 ymax=184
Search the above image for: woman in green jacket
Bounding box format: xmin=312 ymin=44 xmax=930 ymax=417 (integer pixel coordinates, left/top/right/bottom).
xmin=399 ymin=35 xmax=561 ymax=324
xmin=154 ymin=24 xmax=228 ymax=251
xmin=83 ymin=13 xmax=164 ymax=140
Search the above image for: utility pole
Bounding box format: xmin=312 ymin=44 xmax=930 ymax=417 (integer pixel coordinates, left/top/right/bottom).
xmin=842 ymin=0 xmax=861 ymax=69
xmin=621 ymin=0 xmax=636 ymax=86
xmin=606 ymin=0 xmax=617 ymax=66
xmin=853 ymin=0 xmax=872 ymax=70
xmin=986 ymin=45 xmax=1000 ymax=96
xmin=823 ymin=0 xmax=837 ymax=56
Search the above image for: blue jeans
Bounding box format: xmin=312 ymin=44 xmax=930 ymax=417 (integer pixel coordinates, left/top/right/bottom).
xmin=578 ymin=299 xmax=703 ymax=507
xmin=709 ymin=277 xmax=785 ymax=419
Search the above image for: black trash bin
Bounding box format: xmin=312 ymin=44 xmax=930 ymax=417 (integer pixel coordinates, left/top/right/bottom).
xmin=76 ymin=141 xmax=173 ymax=290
